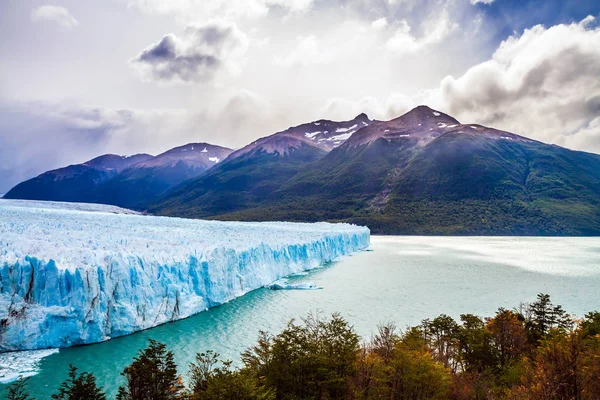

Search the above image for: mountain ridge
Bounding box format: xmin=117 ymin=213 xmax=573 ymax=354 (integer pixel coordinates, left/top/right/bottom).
xmin=6 ymin=105 xmax=600 ymax=235
xmin=151 ymin=106 xmax=600 ymax=235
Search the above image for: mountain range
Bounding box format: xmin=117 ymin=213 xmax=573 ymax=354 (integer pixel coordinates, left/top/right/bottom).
xmin=4 ymin=143 xmax=233 ymax=209
xmin=5 ymin=106 xmax=600 ymax=235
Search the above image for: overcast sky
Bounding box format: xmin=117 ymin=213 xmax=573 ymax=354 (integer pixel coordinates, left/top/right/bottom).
xmin=0 ymin=0 xmax=599 ymax=192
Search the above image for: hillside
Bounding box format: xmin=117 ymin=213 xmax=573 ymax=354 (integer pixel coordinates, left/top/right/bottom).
xmin=4 ymin=143 xmax=233 ymax=209
xmin=151 ymin=114 xmax=373 ymax=216
xmin=93 ymin=143 xmax=233 ymax=209
xmin=152 ymin=106 xmax=600 ymax=235
xmin=3 ymin=154 xmax=153 ymax=203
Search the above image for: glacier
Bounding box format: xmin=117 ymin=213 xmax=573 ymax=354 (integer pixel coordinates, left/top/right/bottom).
xmin=0 ymin=199 xmax=369 ymax=352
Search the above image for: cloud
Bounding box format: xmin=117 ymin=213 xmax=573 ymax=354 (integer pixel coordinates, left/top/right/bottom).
xmin=0 ymin=91 xmax=279 ymax=192
xmin=30 ymin=5 xmax=79 ymax=29
xmin=123 ymin=0 xmax=314 ymax=20
xmin=130 ymin=20 xmax=248 ymax=83
xmin=372 ymin=17 xmax=388 ymax=30
xmin=470 ymin=0 xmax=495 ymax=4
xmin=273 ymin=35 xmax=333 ymax=67
xmin=320 ymin=93 xmax=415 ymax=121
xmin=320 ymin=17 xmax=600 ymax=153
xmin=435 ymin=16 xmax=600 ymax=151
xmin=385 ymin=8 xmax=458 ymax=55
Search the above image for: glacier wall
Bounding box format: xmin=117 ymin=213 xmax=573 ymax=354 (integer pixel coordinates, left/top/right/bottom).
xmin=0 ymin=200 xmax=370 ymax=352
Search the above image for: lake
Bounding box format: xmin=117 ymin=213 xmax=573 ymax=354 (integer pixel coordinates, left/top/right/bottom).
xmin=2 ymin=235 xmax=599 ymax=398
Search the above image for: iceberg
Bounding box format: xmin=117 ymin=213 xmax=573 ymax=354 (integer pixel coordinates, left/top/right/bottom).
xmin=0 ymin=200 xmax=370 ymax=352
xmin=266 ymin=279 xmax=322 ymax=290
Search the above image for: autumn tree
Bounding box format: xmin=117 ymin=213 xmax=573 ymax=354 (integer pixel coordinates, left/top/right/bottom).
xmin=487 ymin=309 xmax=527 ymax=369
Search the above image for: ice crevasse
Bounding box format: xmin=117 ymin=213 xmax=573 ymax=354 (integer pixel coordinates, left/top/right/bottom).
xmin=0 ymin=200 xmax=370 ymax=352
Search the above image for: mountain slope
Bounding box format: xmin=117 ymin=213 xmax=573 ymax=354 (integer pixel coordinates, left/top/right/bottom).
xmin=93 ymin=143 xmax=233 ymax=209
xmin=4 ymin=143 xmax=233 ymax=209
xmin=150 ymin=114 xmax=373 ymax=217
xmin=4 ymin=154 xmax=153 ymax=202
xmin=154 ymin=106 xmax=600 ymax=235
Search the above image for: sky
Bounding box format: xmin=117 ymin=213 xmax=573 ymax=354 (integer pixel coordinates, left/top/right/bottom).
xmin=0 ymin=0 xmax=599 ymax=192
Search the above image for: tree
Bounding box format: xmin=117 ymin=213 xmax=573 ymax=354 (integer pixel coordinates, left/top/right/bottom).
xmin=5 ymin=378 xmax=34 ymax=400
xmin=581 ymin=311 xmax=600 ymax=337
xmin=525 ymin=294 xmax=572 ymax=343
xmin=242 ymin=313 xmax=359 ymax=399
xmin=378 ymin=338 xmax=450 ymax=399
xmin=52 ymin=365 xmax=106 ymax=400
xmin=371 ymin=322 xmax=400 ymax=362
xmin=487 ymin=309 xmax=527 ymax=368
xmin=116 ymin=339 xmax=184 ymax=400
xmin=189 ymin=351 xmax=274 ymax=400
xmin=422 ymin=315 xmax=460 ymax=371
xmin=456 ymin=314 xmax=495 ymax=373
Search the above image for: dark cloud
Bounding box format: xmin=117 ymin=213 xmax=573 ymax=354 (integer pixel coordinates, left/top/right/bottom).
xmin=130 ymin=21 xmax=247 ymax=83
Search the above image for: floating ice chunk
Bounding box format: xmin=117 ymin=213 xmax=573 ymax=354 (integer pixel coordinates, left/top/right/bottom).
xmin=266 ymin=279 xmax=322 ymax=290
xmin=287 ymin=271 xmax=309 ymax=277
xmin=0 ymin=349 xmax=59 ymax=384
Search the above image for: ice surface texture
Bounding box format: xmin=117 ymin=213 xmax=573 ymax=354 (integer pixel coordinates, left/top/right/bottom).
xmin=0 ymin=200 xmax=369 ymax=351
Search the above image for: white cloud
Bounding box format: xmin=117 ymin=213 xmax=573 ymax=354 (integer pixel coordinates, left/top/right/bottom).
xmin=0 ymin=90 xmax=279 ymax=192
xmin=130 ymin=20 xmax=249 ymax=83
xmin=31 ymin=5 xmax=79 ymax=29
xmin=470 ymin=0 xmax=495 ymax=4
xmin=372 ymin=17 xmax=388 ymax=30
xmin=123 ymin=0 xmax=314 ymax=20
xmin=319 ymin=17 xmax=600 ymax=153
xmin=385 ymin=8 xmax=458 ymax=55
xmin=273 ymin=35 xmax=333 ymax=67
xmin=435 ymin=17 xmax=600 ymax=151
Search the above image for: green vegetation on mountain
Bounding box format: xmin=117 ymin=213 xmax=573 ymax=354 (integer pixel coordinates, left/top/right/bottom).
xmin=8 ymin=295 xmax=600 ymax=399
xmin=152 ymin=108 xmax=600 ymax=235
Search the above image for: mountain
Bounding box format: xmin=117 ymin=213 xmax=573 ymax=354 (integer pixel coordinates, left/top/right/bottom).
xmin=93 ymin=143 xmax=233 ymax=209
xmin=149 ymin=114 xmax=373 ymax=217
xmin=3 ymin=154 xmax=153 ymax=203
xmin=4 ymin=143 xmax=233 ymax=209
xmin=153 ymin=106 xmax=600 ymax=235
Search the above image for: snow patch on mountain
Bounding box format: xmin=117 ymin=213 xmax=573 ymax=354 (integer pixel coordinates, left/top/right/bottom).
xmin=336 ymin=124 xmax=358 ymax=133
xmin=305 ymin=131 xmax=321 ymax=139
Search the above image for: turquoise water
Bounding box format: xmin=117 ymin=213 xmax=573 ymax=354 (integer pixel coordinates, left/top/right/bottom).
xmin=2 ymin=236 xmax=600 ymax=398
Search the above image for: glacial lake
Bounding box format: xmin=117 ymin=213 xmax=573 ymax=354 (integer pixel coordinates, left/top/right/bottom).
xmin=2 ymin=235 xmax=600 ymax=398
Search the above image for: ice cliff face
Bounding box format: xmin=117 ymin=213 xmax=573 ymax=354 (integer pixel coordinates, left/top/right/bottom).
xmin=0 ymin=200 xmax=370 ymax=352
